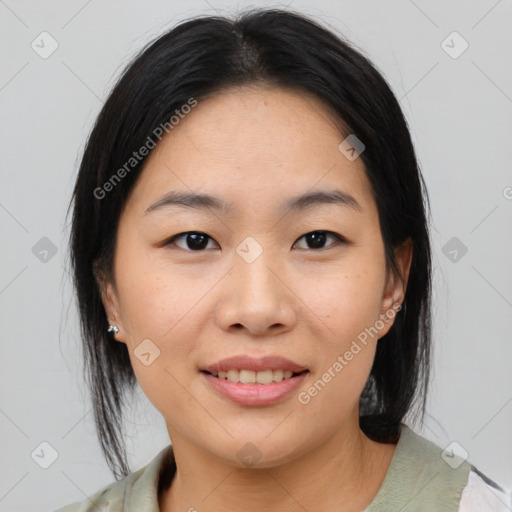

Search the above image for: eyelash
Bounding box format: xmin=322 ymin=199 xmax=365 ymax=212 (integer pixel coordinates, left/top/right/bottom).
xmin=163 ymin=230 xmax=347 ymax=252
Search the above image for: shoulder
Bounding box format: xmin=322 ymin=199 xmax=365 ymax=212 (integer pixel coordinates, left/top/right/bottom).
xmin=54 ymin=445 xmax=173 ymax=512
xmin=366 ymin=425 xmax=472 ymax=511
xmin=398 ymin=427 xmax=511 ymax=511
xmin=459 ymin=468 xmax=511 ymax=512
xmin=54 ymin=467 xmax=143 ymax=512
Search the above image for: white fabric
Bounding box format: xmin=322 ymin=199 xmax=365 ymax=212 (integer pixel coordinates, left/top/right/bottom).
xmin=459 ymin=470 xmax=511 ymax=511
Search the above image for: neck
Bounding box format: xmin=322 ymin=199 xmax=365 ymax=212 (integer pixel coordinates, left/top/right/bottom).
xmin=159 ymin=421 xmax=396 ymax=512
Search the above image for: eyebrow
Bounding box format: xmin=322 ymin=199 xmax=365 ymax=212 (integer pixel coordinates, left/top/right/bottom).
xmin=143 ymin=188 xmax=362 ymax=216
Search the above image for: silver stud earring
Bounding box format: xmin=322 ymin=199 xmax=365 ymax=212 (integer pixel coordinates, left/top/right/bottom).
xmin=108 ymin=325 xmax=119 ymax=335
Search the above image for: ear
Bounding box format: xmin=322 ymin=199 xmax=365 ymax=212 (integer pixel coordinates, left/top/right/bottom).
xmin=378 ymin=238 xmax=413 ymax=338
xmin=93 ymin=261 xmax=125 ymax=343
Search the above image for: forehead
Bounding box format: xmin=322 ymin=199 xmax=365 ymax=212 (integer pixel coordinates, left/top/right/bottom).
xmin=124 ymin=85 xmax=375 ymax=217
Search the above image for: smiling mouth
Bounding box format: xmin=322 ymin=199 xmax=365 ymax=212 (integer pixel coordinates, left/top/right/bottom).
xmin=201 ymin=369 xmax=308 ymax=385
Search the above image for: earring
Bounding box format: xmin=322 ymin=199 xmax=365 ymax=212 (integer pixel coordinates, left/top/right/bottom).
xmin=108 ymin=325 xmax=119 ymax=335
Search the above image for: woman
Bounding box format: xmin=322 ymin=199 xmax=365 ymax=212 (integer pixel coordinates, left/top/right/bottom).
xmin=56 ymin=8 xmax=509 ymax=511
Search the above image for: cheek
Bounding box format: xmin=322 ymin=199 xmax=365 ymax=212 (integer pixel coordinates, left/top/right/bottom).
xmin=114 ymin=242 xmax=205 ymax=338
xmin=292 ymin=255 xmax=386 ymax=402
xmin=297 ymin=258 xmax=386 ymax=345
xmin=114 ymin=266 xmax=205 ymax=421
xmin=112 ymin=246 xmax=205 ymax=393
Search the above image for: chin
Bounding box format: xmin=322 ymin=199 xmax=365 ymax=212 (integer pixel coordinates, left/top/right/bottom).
xmin=207 ymin=432 xmax=310 ymax=470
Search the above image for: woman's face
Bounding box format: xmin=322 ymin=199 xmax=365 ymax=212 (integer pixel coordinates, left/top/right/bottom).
xmin=101 ymin=85 xmax=411 ymax=467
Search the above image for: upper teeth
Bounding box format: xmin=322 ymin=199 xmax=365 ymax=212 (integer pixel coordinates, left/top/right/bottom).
xmin=213 ymin=369 xmax=295 ymax=384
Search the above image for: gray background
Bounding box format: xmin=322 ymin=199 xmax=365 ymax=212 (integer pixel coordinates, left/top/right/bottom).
xmin=1 ymin=0 xmax=511 ymax=510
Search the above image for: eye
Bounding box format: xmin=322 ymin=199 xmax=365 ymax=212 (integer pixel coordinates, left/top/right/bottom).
xmin=293 ymin=230 xmax=345 ymax=250
xmin=164 ymin=231 xmax=219 ymax=251
xmin=163 ymin=230 xmax=346 ymax=252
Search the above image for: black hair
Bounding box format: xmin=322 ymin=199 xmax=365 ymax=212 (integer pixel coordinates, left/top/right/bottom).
xmin=68 ymin=7 xmax=432 ymax=479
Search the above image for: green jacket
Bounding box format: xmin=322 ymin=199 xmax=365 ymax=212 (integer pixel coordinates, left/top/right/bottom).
xmin=55 ymin=425 xmax=473 ymax=511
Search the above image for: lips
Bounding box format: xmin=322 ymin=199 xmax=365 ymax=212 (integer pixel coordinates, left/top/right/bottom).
xmin=200 ymin=355 xmax=310 ymax=406
xmin=201 ymin=370 xmax=309 ymax=406
xmin=200 ymin=354 xmax=308 ymax=374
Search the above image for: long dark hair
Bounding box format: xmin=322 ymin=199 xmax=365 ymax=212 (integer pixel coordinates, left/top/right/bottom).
xmin=68 ymin=7 xmax=432 ymax=479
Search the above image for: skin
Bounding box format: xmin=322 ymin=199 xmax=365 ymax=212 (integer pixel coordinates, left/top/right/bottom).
xmin=98 ymin=85 xmax=413 ymax=512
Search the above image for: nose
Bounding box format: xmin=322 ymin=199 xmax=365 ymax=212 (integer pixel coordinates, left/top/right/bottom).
xmin=214 ymin=246 xmax=299 ymax=337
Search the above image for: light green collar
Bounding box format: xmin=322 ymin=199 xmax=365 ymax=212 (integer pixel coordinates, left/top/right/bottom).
xmin=363 ymin=424 xmax=471 ymax=511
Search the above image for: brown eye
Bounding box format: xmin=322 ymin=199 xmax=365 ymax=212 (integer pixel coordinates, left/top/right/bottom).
xmin=293 ymin=231 xmax=345 ymax=250
xmin=165 ymin=231 xmax=219 ymax=251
